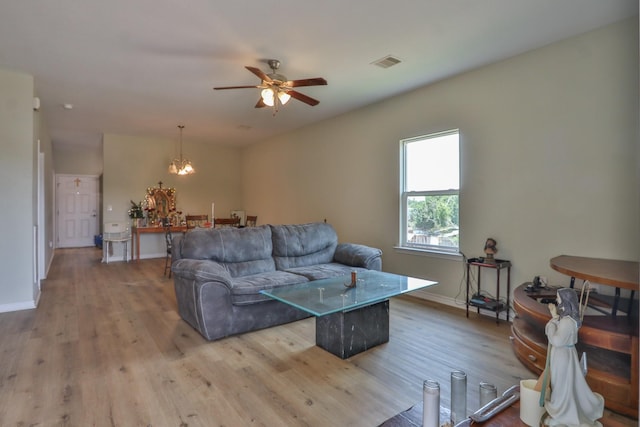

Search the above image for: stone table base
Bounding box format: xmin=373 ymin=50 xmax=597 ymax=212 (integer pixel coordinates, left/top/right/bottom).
xmin=316 ymin=299 xmax=389 ymax=359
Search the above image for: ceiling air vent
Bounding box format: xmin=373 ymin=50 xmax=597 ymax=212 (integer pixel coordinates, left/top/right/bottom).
xmin=371 ymin=55 xmax=402 ymax=69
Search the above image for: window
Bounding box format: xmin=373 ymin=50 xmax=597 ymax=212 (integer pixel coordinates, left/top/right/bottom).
xmin=400 ymin=129 xmax=459 ymax=253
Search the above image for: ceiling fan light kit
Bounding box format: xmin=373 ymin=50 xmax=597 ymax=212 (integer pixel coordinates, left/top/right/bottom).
xmin=260 ymin=88 xmax=290 ymax=107
xmin=168 ymin=125 xmax=195 ymax=175
xmin=214 ymin=59 xmax=327 ymax=115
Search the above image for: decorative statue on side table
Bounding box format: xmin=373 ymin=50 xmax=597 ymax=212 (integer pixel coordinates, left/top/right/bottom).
xmin=536 ymin=288 xmax=604 ymax=427
xmin=484 ymin=238 xmax=498 ymax=263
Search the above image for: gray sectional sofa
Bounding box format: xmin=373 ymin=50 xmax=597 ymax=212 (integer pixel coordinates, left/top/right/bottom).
xmin=171 ymin=222 xmax=383 ymax=341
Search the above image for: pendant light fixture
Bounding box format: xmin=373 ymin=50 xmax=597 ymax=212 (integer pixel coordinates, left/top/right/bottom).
xmin=168 ymin=125 xmax=195 ymax=175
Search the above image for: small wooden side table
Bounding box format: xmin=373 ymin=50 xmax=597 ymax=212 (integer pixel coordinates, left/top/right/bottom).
xmin=466 ymin=258 xmax=511 ymax=323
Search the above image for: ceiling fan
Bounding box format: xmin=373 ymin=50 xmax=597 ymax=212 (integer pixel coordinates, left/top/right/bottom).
xmin=213 ymin=59 xmax=327 ymax=112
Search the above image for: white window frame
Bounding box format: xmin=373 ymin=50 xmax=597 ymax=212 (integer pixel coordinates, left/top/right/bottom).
xmin=399 ymin=129 xmax=460 ymax=254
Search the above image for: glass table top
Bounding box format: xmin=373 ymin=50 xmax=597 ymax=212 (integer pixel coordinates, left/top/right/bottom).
xmin=260 ymin=270 xmax=438 ymax=317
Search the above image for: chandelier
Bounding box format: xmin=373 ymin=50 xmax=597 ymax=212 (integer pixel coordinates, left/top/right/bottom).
xmin=168 ymin=125 xmax=194 ymax=175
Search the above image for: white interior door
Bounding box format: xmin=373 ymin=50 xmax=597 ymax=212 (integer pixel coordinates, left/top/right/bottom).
xmin=56 ymin=175 xmax=99 ymax=248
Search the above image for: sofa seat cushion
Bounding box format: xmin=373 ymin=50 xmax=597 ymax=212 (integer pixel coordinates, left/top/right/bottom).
xmin=284 ymin=263 xmax=370 ymax=281
xmin=230 ymin=270 xmax=309 ymax=305
xmin=271 ymin=223 xmax=338 ymax=270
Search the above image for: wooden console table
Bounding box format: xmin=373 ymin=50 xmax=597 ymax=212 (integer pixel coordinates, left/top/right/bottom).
xmin=550 ymin=255 xmax=637 ymax=317
xmin=511 ymin=255 xmax=639 ymax=418
xmin=131 ymin=226 xmax=187 ymax=261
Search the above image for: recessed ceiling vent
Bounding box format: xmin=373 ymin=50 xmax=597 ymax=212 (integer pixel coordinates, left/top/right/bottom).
xmin=371 ymin=55 xmax=402 ymax=69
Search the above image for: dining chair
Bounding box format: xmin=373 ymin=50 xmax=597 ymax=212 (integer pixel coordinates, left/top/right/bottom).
xmin=185 ymin=214 xmax=209 ymax=230
xmin=214 ymin=217 xmax=241 ymax=228
xmin=102 ymin=222 xmax=131 ymax=263
xmin=162 ymin=218 xmax=173 ymax=277
xmin=245 ymin=215 xmax=258 ymax=227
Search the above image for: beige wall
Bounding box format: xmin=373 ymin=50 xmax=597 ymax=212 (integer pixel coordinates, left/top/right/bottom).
xmin=0 ymin=67 xmax=56 ymax=312
xmin=54 ymin=142 xmax=103 ymax=175
xmin=103 ymin=133 xmax=243 ymax=258
xmin=0 ymin=68 xmax=36 ymax=309
xmin=242 ymin=18 xmax=639 ymax=305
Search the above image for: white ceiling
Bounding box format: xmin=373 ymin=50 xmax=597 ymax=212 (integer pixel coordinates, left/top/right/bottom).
xmin=0 ymin=1 xmax=637 ymax=149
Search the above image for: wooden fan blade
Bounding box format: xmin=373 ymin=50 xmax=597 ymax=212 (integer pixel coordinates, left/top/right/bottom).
xmin=287 ymin=77 xmax=327 ymax=87
xmin=254 ymin=98 xmax=267 ymax=108
xmin=213 ymin=85 xmax=260 ymax=90
xmin=286 ymin=90 xmax=320 ymax=106
xmin=245 ymin=66 xmax=272 ymax=82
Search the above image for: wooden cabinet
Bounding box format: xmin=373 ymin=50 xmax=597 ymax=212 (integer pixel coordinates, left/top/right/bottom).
xmin=511 ymin=256 xmax=638 ymax=418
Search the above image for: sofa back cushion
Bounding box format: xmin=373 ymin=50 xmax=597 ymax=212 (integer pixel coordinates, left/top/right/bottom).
xmin=180 ymin=225 xmax=275 ymax=277
xmin=270 ymin=223 xmax=337 ymax=270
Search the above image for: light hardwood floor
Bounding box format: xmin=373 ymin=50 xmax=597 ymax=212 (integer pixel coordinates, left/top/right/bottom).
xmin=0 ymin=248 xmax=634 ymax=426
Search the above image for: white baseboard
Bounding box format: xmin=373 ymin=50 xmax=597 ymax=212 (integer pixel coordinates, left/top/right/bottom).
xmin=101 ymin=252 xmax=165 ymax=262
xmin=45 ymin=251 xmax=54 ymax=278
xmin=0 ymin=300 xmax=37 ymax=314
xmin=411 ymin=289 xmax=512 ymax=322
xmin=33 ymin=288 xmax=41 ymax=308
xmin=138 ymin=252 xmax=165 ymax=260
xmin=102 ymin=255 xmax=129 ymax=263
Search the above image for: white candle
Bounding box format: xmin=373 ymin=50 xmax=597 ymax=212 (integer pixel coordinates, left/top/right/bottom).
xmin=211 ymin=202 xmax=215 ymax=222
xmin=520 ymin=379 xmax=546 ymax=427
xmin=423 ymin=380 xmax=440 ymax=427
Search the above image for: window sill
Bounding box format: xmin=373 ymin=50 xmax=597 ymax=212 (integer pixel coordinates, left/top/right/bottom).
xmin=393 ymin=246 xmax=463 ymax=261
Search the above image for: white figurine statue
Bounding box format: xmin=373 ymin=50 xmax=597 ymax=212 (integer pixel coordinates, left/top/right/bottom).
xmin=536 ymin=288 xmax=604 ymax=427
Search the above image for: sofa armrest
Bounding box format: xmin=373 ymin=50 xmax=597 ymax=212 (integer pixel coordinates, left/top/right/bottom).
xmin=334 ymin=243 xmax=383 ymax=271
xmin=171 ymin=258 xmax=232 ymax=287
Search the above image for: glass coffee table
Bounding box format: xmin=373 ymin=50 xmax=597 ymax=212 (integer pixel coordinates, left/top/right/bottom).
xmin=260 ymin=270 xmax=437 ymax=358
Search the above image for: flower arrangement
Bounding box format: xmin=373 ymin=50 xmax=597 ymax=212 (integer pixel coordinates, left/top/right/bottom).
xmin=128 ymin=200 xmax=144 ymax=219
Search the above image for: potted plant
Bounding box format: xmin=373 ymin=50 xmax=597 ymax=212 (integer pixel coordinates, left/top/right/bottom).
xmin=128 ymin=200 xmax=144 ymax=227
